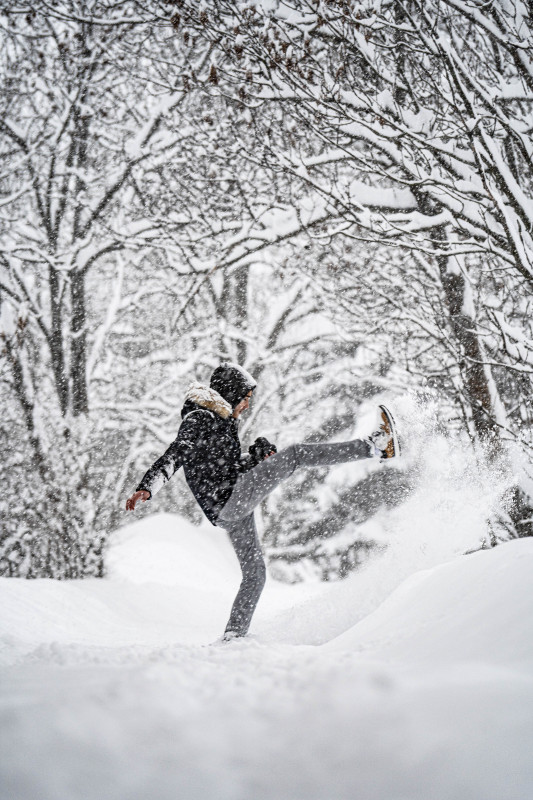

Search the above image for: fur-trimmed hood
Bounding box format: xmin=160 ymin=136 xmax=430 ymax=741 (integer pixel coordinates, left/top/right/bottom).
xmin=182 ymin=382 xmax=233 ymax=420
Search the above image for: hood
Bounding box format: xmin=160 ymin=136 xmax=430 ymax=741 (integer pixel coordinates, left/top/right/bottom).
xmin=181 ymin=382 xmax=233 ymax=420
xmin=209 ymin=362 xmax=256 ymax=409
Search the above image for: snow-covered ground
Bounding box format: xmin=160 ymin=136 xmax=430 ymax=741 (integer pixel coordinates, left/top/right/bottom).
xmin=1 ymin=512 xmax=533 ymax=800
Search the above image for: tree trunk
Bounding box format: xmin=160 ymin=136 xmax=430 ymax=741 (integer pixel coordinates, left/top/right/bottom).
xmin=70 ymin=270 xmax=88 ymax=416
xmin=49 ymin=265 xmax=69 ymax=416
xmin=219 ymin=265 xmax=249 ymax=364
xmin=435 ymin=228 xmax=533 ymax=538
xmin=436 ymin=250 xmax=499 ymax=449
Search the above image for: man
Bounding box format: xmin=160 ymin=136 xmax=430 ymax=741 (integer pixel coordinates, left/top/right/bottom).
xmin=126 ymin=362 xmax=399 ymax=641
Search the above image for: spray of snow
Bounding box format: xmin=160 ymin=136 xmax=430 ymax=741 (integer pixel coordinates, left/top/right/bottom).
xmin=379 ymin=390 xmax=511 ymax=553
xmin=259 ymin=390 xmax=516 ymax=644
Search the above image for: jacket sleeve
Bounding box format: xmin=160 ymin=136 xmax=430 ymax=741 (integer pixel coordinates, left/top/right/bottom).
xmin=239 ymin=453 xmax=256 ymax=473
xmin=136 ymin=412 xmax=205 ymax=499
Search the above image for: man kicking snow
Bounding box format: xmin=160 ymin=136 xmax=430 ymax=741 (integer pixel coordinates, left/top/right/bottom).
xmin=126 ymin=363 xmax=399 ymax=641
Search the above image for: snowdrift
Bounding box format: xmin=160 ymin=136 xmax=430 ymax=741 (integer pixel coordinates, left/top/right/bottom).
xmin=328 ymin=537 xmax=533 ymax=669
xmin=1 ymin=515 xmax=532 ymax=800
xmin=0 ymin=514 xmax=243 ymax=656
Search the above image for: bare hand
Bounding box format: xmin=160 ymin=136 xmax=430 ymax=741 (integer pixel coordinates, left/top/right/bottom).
xmin=126 ymin=490 xmax=150 ymax=511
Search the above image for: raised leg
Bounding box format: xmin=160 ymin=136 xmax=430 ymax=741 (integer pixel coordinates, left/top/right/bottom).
xmin=219 ymin=439 xmax=372 ymax=523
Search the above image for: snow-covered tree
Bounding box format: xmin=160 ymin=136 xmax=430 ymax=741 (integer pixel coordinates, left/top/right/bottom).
xmin=0 ymin=2 xmax=206 ymax=575
xmin=0 ymin=2 xmax=375 ymax=577
xmin=172 ymin=0 xmax=533 ymax=536
xmin=4 ymin=0 xmax=532 ymax=580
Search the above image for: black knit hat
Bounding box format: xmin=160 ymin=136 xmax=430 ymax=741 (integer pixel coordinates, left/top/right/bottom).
xmin=210 ymin=362 xmax=256 ymax=409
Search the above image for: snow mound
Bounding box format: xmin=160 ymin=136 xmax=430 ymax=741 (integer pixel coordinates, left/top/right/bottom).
xmin=328 ymin=537 xmax=533 ymax=668
xmin=106 ymin=512 xmax=240 ymax=588
xmin=1 ymin=518 xmax=533 ymax=800
xmin=0 ymin=515 xmax=243 ymax=659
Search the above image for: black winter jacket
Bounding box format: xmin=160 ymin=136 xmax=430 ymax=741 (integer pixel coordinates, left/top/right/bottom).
xmin=136 ymin=384 xmax=258 ymax=525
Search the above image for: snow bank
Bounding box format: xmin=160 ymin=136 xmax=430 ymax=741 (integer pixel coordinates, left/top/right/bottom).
xmin=0 ymin=515 xmax=243 ymax=658
xmin=105 ymin=512 xmax=240 ymax=589
xmin=329 ymin=537 xmax=533 ymax=669
xmin=1 ymin=516 xmax=532 ymax=800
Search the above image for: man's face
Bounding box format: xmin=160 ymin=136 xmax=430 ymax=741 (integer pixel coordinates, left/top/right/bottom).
xmin=232 ymin=391 xmax=253 ymax=418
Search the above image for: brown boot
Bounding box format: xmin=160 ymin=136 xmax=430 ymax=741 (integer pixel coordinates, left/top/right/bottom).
xmin=368 ymin=405 xmax=400 ymax=459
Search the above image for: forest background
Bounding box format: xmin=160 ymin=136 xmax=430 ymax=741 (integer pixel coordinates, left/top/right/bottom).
xmin=1 ymin=0 xmax=532 ymax=581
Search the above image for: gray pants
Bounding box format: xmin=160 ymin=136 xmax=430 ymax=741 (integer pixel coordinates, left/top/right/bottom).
xmin=218 ymin=439 xmax=372 ymax=637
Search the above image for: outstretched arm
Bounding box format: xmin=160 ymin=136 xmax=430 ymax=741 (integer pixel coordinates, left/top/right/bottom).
xmin=125 ymin=412 xmax=205 ymax=511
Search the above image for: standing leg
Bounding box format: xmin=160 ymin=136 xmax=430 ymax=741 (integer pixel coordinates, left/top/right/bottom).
xmin=222 ymin=513 xmax=266 ymax=638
